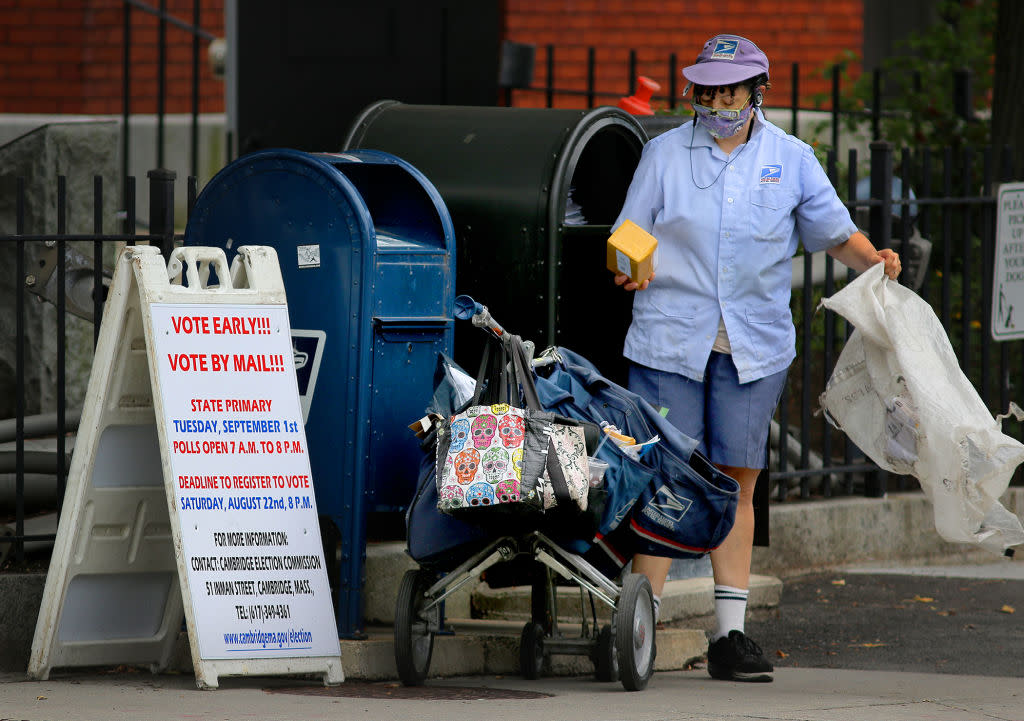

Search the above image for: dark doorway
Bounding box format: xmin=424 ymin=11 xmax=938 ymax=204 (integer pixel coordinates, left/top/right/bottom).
xmin=235 ymin=1 xmax=500 ymax=155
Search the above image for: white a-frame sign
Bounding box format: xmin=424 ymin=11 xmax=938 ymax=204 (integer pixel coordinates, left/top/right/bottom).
xmin=29 ymin=245 xmax=342 ymax=689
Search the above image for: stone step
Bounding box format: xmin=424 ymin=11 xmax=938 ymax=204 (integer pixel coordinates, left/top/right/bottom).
xmin=338 ymin=620 xmax=708 ymax=681
xmin=471 ymin=574 xmax=783 ymax=625
xmin=365 ymin=541 xmax=782 ymax=632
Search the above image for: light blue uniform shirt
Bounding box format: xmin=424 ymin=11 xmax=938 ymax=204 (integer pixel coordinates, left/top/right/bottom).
xmin=614 ymin=112 xmax=857 ymax=384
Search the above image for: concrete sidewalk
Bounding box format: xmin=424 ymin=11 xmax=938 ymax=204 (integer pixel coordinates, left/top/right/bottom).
xmin=6 ymin=558 xmax=1022 ymax=720
xmin=2 ymin=666 xmax=1022 ymax=721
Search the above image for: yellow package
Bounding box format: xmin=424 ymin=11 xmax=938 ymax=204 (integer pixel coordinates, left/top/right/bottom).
xmin=607 ymin=220 xmax=657 ymax=284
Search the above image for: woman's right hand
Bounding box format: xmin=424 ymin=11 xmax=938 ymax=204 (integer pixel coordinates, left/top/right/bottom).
xmin=614 ymin=272 xmax=654 ymax=291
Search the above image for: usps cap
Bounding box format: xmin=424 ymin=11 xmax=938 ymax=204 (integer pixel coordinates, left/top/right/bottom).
xmin=682 ymin=34 xmax=769 ymax=86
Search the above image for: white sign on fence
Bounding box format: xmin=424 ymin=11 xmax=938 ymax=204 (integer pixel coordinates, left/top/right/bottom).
xmin=29 ymin=245 xmax=342 ymax=689
xmin=992 ymin=181 xmax=1024 ymax=342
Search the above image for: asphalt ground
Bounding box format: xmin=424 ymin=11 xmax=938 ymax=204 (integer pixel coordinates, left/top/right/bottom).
xmin=738 ymin=563 xmax=1024 ymax=678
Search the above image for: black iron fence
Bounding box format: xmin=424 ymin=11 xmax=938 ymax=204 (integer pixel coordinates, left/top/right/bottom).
xmin=779 ymin=141 xmax=1024 ymax=501
xmin=511 ymin=44 xmax=979 ymax=152
xmin=1 ymin=137 xmax=1022 ymax=567
xmin=120 ymin=0 xmax=218 ymax=186
xmin=0 ymin=172 xmax=195 ymax=567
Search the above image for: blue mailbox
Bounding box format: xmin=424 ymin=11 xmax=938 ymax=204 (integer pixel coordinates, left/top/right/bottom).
xmin=184 ymin=148 xmax=456 ymax=637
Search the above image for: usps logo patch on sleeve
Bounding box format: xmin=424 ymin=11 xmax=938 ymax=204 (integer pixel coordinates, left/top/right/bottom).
xmin=759 ymin=164 xmax=783 ymax=183
xmin=711 ymin=39 xmax=739 ymax=60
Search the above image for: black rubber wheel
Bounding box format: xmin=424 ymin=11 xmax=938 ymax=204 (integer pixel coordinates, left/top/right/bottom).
xmin=394 ymin=568 xmax=438 ymax=686
xmin=594 ymin=624 xmax=618 ymax=682
xmin=615 ymin=573 xmax=656 ymax=691
xmin=530 ymin=563 xmax=552 ymax=633
xmin=519 ymin=621 xmax=546 ymax=680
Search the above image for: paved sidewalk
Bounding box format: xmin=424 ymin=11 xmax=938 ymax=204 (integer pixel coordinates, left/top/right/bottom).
xmin=2 ymin=666 xmax=1022 ymax=721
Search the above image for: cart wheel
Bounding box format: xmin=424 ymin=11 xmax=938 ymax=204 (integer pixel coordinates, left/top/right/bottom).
xmin=530 ymin=563 xmax=552 ymax=632
xmin=594 ymin=624 xmax=618 ymax=682
xmin=394 ymin=569 xmax=438 ymax=686
xmin=615 ymin=573 xmax=656 ymax=691
xmin=519 ymin=622 xmax=546 ymax=680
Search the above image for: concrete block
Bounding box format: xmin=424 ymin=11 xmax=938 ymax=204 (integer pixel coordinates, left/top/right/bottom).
xmin=0 ymin=573 xmax=46 ymax=672
xmin=751 ymin=490 xmax=1022 ymax=577
xmin=363 ymin=542 xmax=475 ymax=624
xmin=0 ymin=121 xmax=121 ymax=420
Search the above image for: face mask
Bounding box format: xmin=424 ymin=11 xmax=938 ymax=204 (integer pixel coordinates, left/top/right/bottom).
xmin=692 ymin=99 xmax=755 ymax=139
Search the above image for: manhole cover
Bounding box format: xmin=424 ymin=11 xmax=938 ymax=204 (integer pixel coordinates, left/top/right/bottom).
xmin=266 ymin=681 xmax=552 ymax=700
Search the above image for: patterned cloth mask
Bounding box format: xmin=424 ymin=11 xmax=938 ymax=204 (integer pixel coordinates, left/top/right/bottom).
xmin=692 ymin=99 xmax=754 ymax=139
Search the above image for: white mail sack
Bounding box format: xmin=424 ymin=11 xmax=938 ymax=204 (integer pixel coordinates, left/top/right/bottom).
xmin=819 ymin=263 xmax=1024 ymax=556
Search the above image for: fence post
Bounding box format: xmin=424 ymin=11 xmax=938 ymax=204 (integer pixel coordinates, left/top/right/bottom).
xmin=545 ymin=44 xmax=554 ymax=108
xmin=831 ymin=64 xmax=840 ymax=155
xmin=953 ymin=68 xmax=974 ymax=121
xmin=668 ymin=52 xmax=677 ymax=110
xmin=868 ymin=141 xmax=893 ymax=249
xmin=790 ymin=62 xmax=799 ymax=134
xmin=586 ymin=47 xmax=596 ymax=109
xmin=148 ymin=169 xmax=177 ymax=260
xmin=15 ymin=179 xmax=26 ymax=564
xmin=865 ymin=141 xmax=892 ymax=498
xmin=157 ymin=0 xmax=167 ymax=169
xmin=871 ymin=69 xmax=881 ymax=141
xmin=122 ymin=1 xmax=131 ymax=202
xmin=628 ymin=49 xmax=637 ymax=96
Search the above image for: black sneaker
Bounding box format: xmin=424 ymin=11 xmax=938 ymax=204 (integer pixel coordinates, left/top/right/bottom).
xmin=707 ymin=630 xmax=774 ymax=682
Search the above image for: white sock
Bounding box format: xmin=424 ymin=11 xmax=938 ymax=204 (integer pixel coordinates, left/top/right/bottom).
xmin=652 ymin=594 xmax=661 ymax=622
xmin=712 ymin=584 xmax=749 ymax=641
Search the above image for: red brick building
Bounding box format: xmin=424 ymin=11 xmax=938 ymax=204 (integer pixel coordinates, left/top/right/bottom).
xmin=503 ymin=0 xmax=863 ymax=110
xmin=0 ymin=1 xmax=864 ymax=116
xmin=0 ymin=0 xmax=225 ymax=115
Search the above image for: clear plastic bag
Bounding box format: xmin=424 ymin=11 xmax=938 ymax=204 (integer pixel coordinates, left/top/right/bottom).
xmin=819 ymin=263 xmax=1024 ymax=556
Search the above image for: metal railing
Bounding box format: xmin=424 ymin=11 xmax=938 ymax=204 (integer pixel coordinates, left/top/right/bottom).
xmin=776 ymin=141 xmax=1023 ymax=500
xmin=0 ymin=172 xmax=195 ymax=567
xmin=121 ymin=0 xmax=218 ymax=189
xmin=513 ymin=45 xmax=977 ymax=151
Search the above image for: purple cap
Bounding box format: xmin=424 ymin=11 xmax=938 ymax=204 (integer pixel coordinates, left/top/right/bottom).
xmin=682 ymin=34 xmax=769 ymax=86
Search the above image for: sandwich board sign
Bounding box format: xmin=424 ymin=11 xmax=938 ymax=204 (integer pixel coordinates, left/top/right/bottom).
xmin=29 ymin=245 xmax=342 ymax=689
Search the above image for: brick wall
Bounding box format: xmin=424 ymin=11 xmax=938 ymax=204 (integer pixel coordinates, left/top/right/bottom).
xmin=0 ymin=0 xmax=225 ymax=115
xmin=503 ymin=0 xmax=864 ymax=110
xmin=0 ymin=1 xmax=862 ymax=115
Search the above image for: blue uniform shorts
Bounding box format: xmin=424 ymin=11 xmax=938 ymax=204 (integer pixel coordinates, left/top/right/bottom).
xmin=628 ymin=353 xmax=787 ymax=470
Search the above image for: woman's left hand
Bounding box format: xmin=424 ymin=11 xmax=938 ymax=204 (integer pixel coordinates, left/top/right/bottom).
xmin=877 ymin=248 xmax=901 ymax=280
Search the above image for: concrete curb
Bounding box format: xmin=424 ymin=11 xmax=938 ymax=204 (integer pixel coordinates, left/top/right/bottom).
xmin=751 ymin=488 xmax=1024 ymax=577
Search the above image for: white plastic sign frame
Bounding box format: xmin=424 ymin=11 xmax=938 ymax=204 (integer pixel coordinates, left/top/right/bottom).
xmin=29 ymin=245 xmax=342 ymax=689
xmin=992 ymin=181 xmax=1024 ymax=342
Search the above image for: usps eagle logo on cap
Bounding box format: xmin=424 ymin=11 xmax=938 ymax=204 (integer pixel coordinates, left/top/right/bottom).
xmin=760 ymin=164 xmax=783 ymax=183
xmin=710 ymin=38 xmax=739 ymax=60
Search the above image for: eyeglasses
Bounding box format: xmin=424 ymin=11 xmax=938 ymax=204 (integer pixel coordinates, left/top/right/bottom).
xmin=693 ymin=83 xmax=744 ymax=102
